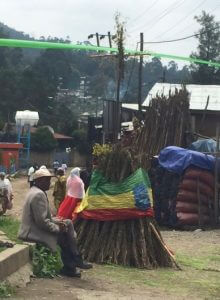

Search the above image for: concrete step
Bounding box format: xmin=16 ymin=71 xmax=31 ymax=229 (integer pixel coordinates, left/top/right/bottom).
xmin=0 ymin=244 xmax=30 ymax=281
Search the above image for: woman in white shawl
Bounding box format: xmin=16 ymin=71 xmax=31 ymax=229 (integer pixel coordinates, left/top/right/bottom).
xmin=57 ymin=168 xmax=85 ymax=220
xmin=0 ymin=172 xmax=13 ymax=215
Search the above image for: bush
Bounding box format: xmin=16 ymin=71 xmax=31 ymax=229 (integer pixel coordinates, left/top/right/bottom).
xmin=0 ymin=282 xmax=14 ymax=298
xmin=32 ymin=244 xmax=63 ymax=278
xmin=72 ymin=129 xmax=90 ymax=155
xmin=31 ymin=127 xmax=57 ymax=152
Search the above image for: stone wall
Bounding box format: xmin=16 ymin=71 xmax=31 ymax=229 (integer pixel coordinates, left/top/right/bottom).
xmin=29 ymin=149 xmax=86 ymax=168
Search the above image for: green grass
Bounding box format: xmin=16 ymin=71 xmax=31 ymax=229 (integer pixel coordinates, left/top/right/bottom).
xmin=0 ymin=282 xmax=14 ymax=298
xmin=88 ymin=251 xmax=220 ymax=299
xmin=0 ymin=216 xmax=20 ymax=243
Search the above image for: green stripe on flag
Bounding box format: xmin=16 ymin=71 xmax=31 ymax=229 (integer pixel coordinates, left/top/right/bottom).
xmin=89 ymin=168 xmax=151 ymax=196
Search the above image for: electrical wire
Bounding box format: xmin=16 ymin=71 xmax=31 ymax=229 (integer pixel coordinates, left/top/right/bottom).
xmin=141 ymin=25 xmax=220 ymax=44
xmin=167 ymin=2 xmax=220 ymax=39
xmin=127 ymin=0 xmax=159 ymax=26
xmin=128 ymin=0 xmax=183 ymax=33
xmin=129 ymin=0 xmax=186 ymax=34
xmin=144 ymin=0 xmax=187 ymax=33
xmin=154 ymin=0 xmax=207 ymax=40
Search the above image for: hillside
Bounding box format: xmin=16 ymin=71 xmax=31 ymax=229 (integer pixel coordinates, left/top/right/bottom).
xmin=0 ymin=21 xmax=41 ymax=62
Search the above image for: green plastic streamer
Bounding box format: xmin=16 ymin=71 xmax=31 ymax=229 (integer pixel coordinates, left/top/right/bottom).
xmin=0 ymin=38 xmax=220 ymax=68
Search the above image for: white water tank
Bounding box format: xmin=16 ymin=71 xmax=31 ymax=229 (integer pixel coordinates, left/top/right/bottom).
xmin=15 ymin=110 xmax=39 ymax=126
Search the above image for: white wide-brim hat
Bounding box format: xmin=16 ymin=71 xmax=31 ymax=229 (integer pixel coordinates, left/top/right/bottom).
xmin=33 ymin=169 xmax=52 ymax=180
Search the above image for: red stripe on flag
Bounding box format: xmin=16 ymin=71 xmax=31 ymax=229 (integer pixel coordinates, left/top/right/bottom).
xmin=78 ymin=208 xmax=154 ymax=221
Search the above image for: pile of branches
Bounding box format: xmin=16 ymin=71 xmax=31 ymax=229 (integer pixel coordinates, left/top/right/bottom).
xmin=131 ymin=87 xmax=191 ymax=169
xmin=76 ymin=87 xmax=190 ymax=269
xmin=75 ymin=218 xmax=178 ymax=269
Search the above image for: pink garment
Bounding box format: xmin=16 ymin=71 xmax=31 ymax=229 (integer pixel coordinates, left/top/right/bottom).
xmin=66 ymin=175 xmax=85 ymax=199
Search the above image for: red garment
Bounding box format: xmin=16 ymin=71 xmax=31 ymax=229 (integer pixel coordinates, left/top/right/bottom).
xmin=57 ymin=195 xmax=81 ymax=220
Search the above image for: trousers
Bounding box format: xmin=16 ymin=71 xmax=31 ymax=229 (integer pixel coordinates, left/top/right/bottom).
xmin=56 ymin=219 xmax=79 ymax=269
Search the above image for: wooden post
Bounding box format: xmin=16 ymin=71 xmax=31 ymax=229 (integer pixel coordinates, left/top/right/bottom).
xmin=115 ymin=68 xmax=122 ymax=141
xmin=108 ymin=31 xmax=112 ymax=48
xmin=214 ymin=122 xmax=220 ymax=224
xmin=138 ymin=32 xmax=144 ymax=114
xmin=96 ymin=33 xmax=100 ymax=47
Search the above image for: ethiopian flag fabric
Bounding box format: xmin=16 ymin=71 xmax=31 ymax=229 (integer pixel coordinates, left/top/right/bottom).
xmin=76 ymin=168 xmax=154 ymax=221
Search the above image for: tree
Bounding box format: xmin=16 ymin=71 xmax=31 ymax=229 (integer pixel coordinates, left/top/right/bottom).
xmin=31 ymin=127 xmax=57 ymax=152
xmin=72 ymin=129 xmax=90 ymax=155
xmin=0 ymin=28 xmax=24 ymax=121
xmin=191 ymin=11 xmax=220 ymax=84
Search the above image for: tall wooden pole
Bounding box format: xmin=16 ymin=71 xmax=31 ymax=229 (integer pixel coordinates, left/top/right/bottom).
xmin=108 ymin=31 xmax=112 ymax=48
xmin=96 ymin=33 xmax=100 ymax=47
xmin=138 ymin=32 xmax=144 ymax=113
xmin=214 ymin=122 xmax=220 ymax=224
xmin=115 ymin=66 xmax=122 ymax=141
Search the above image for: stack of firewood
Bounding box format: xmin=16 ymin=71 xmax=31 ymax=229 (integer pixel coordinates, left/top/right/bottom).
xmin=132 ymin=87 xmax=191 ymax=169
xmin=76 ymin=87 xmax=190 ymax=269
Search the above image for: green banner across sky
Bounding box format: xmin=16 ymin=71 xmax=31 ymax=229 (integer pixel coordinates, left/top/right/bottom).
xmin=0 ymin=38 xmax=220 ymax=68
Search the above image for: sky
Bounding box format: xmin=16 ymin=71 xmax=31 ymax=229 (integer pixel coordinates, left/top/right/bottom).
xmin=0 ymin=0 xmax=219 ymax=67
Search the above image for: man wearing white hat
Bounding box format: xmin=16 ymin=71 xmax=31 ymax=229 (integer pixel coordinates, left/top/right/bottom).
xmin=18 ymin=168 xmax=92 ymax=278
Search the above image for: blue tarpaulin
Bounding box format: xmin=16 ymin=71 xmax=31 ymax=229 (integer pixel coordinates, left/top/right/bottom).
xmin=158 ymin=146 xmax=215 ymax=174
xmin=189 ymin=139 xmax=216 ymax=153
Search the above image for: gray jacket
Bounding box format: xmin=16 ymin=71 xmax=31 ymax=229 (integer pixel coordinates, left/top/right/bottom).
xmin=18 ymin=186 xmax=60 ymax=251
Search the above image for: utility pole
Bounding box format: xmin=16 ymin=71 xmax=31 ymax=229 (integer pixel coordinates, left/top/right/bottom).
xmin=95 ymin=33 xmax=100 ymax=47
xmin=138 ymin=32 xmax=144 ymax=114
xmin=108 ymin=31 xmax=112 ymax=48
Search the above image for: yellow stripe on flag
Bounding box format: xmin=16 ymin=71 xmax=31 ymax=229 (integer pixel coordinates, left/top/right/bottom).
xmin=76 ymin=190 xmax=135 ymax=213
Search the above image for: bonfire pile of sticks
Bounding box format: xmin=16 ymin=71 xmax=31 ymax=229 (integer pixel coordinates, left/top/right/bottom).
xmin=75 ymin=218 xmax=178 ymax=269
xmin=76 ymin=87 xmax=190 ymax=269
xmin=131 ymin=87 xmax=191 ymax=169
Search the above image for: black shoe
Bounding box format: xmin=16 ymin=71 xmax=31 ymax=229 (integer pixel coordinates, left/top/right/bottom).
xmin=74 ymin=255 xmax=93 ymax=269
xmin=60 ymin=267 xmax=81 ymax=278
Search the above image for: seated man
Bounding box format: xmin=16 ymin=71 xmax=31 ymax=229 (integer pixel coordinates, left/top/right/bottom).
xmin=18 ymin=168 xmax=92 ymax=278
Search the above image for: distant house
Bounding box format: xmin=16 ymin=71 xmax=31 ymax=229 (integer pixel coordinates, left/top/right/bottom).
xmin=30 ymin=127 xmax=73 ymax=149
xmin=122 ymin=83 xmax=220 ymax=138
xmin=143 ymin=83 xmax=220 ymax=137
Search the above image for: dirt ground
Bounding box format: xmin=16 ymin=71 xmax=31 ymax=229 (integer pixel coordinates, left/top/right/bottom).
xmin=6 ymin=175 xmax=220 ymax=300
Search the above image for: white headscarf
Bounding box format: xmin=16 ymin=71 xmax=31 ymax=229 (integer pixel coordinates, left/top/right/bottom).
xmin=67 ymin=167 xmax=84 ymax=198
xmin=70 ymin=167 xmax=80 ymax=178
xmin=40 ymin=165 xmax=47 ymax=170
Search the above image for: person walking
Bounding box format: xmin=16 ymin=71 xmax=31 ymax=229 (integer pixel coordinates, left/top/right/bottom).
xmin=53 ymin=168 xmax=66 ymax=211
xmin=0 ymin=172 xmax=13 ymax=215
xmin=18 ymin=168 xmax=92 ymax=278
xmin=57 ymin=168 xmax=84 ymax=221
xmin=28 ymin=163 xmax=39 ymax=188
xmin=53 ymin=160 xmax=60 ymax=175
xmin=61 ymin=162 xmax=68 ymax=174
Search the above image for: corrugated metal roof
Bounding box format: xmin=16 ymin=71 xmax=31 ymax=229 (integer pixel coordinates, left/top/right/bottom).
xmin=122 ymin=103 xmax=139 ymax=111
xmin=142 ymin=83 xmax=220 ymax=111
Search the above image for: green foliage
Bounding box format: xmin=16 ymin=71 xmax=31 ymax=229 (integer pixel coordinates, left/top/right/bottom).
xmin=72 ymin=129 xmax=90 ymax=155
xmin=0 ymin=21 xmax=192 ymax=127
xmin=191 ymin=11 xmax=220 ymax=84
xmin=31 ymin=127 xmax=57 ymax=152
xmin=32 ymin=245 xmax=63 ymax=278
xmin=0 ymin=216 xmax=20 ymax=243
xmin=0 ymin=282 xmax=14 ymax=298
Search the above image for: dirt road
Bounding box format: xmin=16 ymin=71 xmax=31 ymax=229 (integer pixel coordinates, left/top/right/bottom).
xmin=7 ymin=175 xmax=220 ymax=300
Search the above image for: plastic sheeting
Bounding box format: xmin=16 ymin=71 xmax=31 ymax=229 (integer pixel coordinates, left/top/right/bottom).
xmin=158 ymin=146 xmax=215 ymax=174
xmin=189 ymin=139 xmax=216 ymax=153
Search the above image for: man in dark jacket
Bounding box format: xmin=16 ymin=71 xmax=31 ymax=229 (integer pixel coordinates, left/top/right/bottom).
xmin=18 ymin=168 xmax=92 ymax=278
